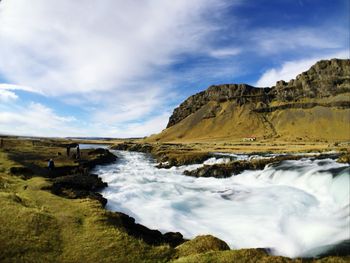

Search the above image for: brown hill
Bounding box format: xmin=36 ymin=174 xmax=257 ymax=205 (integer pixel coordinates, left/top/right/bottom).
xmin=149 ymin=59 xmax=350 ymax=142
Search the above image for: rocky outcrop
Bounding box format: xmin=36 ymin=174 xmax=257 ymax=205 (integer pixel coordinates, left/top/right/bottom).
xmin=51 ymin=174 xmax=108 ymax=206
xmin=48 ymin=148 xmax=117 ymax=206
xmin=167 ymin=84 xmax=271 ymax=128
xmin=111 ymin=142 xmax=154 ymax=153
xmin=78 ymin=148 xmax=117 ymax=168
xmin=337 ymin=152 xmax=350 ymax=164
xmin=272 ymin=59 xmax=350 ymax=101
xmin=166 ymin=59 xmax=350 ymax=128
xmin=105 ymin=211 xmax=186 ymax=247
xmin=254 ymin=101 xmax=350 ymax=113
xmin=184 ymin=154 xmax=340 ymax=178
xmin=112 ymin=142 xmax=211 ymax=167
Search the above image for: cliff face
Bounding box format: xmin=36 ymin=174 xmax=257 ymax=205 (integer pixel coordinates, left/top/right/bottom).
xmin=272 ymin=59 xmax=350 ymax=101
xmin=150 ymin=59 xmax=350 ymax=142
xmin=167 ymin=59 xmax=350 ymax=128
xmin=167 ymin=84 xmax=271 ymax=128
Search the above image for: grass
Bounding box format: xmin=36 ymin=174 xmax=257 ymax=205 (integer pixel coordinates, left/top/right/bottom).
xmin=146 ymin=97 xmax=350 ymax=145
xmin=0 ymin=137 xmax=348 ymax=262
xmin=175 ymin=235 xmax=229 ymax=258
xmin=0 ymin=167 xmax=174 ymax=263
xmin=0 ymin=138 xmax=174 ymax=263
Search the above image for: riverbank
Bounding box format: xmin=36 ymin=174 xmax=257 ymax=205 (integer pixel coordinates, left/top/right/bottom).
xmin=110 ymin=140 xmax=349 ymax=168
xmin=0 ymin=137 xmax=349 ymax=262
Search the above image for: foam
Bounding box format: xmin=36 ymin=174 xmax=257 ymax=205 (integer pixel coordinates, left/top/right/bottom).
xmin=96 ymin=151 xmax=349 ymax=258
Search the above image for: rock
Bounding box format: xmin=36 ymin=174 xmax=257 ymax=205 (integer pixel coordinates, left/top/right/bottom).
xmin=337 ymin=152 xmax=350 ymax=164
xmin=9 ymin=166 xmax=34 ymax=177
xmin=105 ymin=212 xmax=186 ymax=247
xmin=272 ymin=58 xmax=350 ymax=102
xmin=52 ymin=174 xmax=107 ymax=191
xmin=175 ymin=235 xmax=230 ymax=257
xmin=111 ymin=142 xmax=212 ymax=167
xmin=167 ymin=84 xmax=271 ymax=128
xmin=160 ymin=152 xmax=211 ymax=167
xmin=317 ymin=239 xmax=350 ymax=257
xmin=87 ymin=148 xmax=108 ymax=155
xmin=83 ymin=148 xmax=117 ymax=167
xmin=184 ymin=154 xmax=329 ymax=178
xmin=184 ymin=164 xmax=233 ymax=178
xmin=163 ymin=232 xmax=185 ymax=247
xmin=51 ymin=174 xmax=108 ymax=206
xmin=111 ymin=142 xmax=153 ymax=153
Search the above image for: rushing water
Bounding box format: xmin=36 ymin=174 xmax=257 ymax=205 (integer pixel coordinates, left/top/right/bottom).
xmin=95 ymin=150 xmax=350 ymax=258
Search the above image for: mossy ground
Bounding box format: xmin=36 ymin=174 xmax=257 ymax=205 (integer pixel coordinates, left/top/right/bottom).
xmin=0 ymin=137 xmax=348 ymax=262
xmin=0 ymin=138 xmax=173 ymax=263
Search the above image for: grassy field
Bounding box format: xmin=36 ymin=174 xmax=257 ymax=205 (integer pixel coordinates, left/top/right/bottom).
xmin=0 ymin=137 xmax=348 ymax=262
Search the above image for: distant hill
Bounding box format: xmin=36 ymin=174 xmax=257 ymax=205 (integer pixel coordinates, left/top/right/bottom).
xmin=149 ymin=59 xmax=350 ymax=142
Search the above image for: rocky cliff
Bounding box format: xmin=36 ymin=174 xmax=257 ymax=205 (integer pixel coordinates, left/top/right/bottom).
xmin=167 ymin=84 xmax=271 ymax=128
xmin=152 ymin=59 xmax=350 ymax=142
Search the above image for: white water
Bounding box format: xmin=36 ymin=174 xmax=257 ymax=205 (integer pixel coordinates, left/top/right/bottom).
xmin=96 ymin=151 xmax=350 ymax=258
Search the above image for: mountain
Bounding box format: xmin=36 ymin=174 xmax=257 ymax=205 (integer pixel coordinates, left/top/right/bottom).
xmin=149 ymin=59 xmax=350 ymax=142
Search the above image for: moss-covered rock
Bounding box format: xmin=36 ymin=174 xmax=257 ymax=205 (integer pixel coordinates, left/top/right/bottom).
xmin=184 ymin=154 xmax=337 ymax=178
xmin=105 ymin=211 xmax=186 ymax=247
xmin=111 ymin=142 xmax=212 ymax=167
xmin=337 ymin=152 xmax=350 ymax=164
xmin=51 ymin=174 xmax=108 ymax=206
xmin=175 ymin=235 xmax=230 ymax=258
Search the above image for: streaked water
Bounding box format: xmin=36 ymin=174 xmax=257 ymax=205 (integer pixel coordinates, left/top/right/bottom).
xmin=95 ymin=151 xmax=350 ymax=258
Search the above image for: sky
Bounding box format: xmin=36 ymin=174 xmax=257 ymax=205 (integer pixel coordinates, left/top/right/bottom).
xmin=0 ymin=0 xmax=349 ymax=138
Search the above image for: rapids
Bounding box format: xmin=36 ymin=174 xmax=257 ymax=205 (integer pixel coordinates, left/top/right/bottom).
xmin=95 ymin=150 xmax=349 ymax=258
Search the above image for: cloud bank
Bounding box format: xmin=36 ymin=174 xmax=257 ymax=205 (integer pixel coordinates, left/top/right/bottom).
xmin=0 ymin=0 xmax=230 ymax=95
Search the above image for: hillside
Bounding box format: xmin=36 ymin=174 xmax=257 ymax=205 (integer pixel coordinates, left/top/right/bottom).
xmin=149 ymin=59 xmax=350 ymax=143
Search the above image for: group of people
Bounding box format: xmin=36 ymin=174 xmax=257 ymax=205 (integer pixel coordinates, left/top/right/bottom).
xmin=48 ymin=144 xmax=81 ymax=171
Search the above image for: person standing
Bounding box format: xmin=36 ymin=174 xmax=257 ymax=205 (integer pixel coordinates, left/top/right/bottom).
xmin=76 ymin=145 xmax=80 ymax=159
xmin=48 ymin=159 xmax=55 ymax=170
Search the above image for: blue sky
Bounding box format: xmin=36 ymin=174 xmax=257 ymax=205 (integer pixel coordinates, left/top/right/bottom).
xmin=0 ymin=0 xmax=348 ymax=137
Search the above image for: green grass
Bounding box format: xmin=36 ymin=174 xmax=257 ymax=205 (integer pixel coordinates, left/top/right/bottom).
xmin=0 ymin=138 xmax=349 ymax=262
xmin=0 ymin=172 xmax=174 ymax=263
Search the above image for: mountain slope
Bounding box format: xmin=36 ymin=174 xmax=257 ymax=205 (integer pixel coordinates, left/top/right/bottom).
xmin=149 ymin=59 xmax=350 ymax=142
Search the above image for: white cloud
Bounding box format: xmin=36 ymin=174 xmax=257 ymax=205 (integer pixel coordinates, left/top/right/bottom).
xmin=0 ymin=83 xmax=44 ymax=94
xmin=0 ymin=99 xmax=170 ymax=138
xmin=255 ymin=50 xmax=349 ymax=87
xmin=0 ymin=0 xmax=239 ymax=137
xmin=0 ymin=102 xmax=80 ymax=137
xmin=125 ymin=112 xmax=171 ymax=137
xmin=96 ymin=112 xmax=171 ymax=138
xmin=0 ymin=89 xmax=18 ymax=102
xmin=0 ymin=0 xmax=231 ymax=96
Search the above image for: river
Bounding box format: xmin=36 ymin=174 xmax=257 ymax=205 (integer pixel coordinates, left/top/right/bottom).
xmin=94 ymin=150 xmax=349 ymax=258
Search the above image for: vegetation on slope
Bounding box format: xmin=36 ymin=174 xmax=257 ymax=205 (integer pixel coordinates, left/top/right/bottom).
xmin=149 ymin=59 xmax=350 ymax=143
